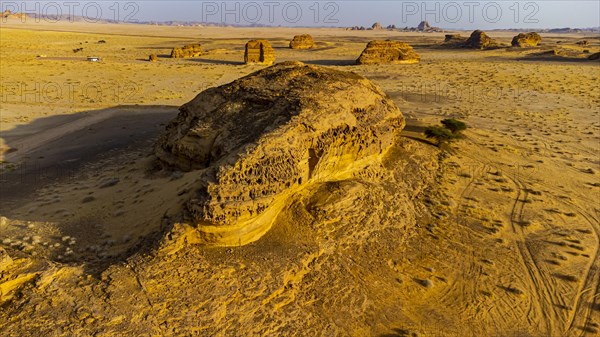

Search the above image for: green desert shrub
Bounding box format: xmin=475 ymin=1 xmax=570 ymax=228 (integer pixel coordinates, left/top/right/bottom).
xmin=441 ymin=118 xmax=467 ymax=134
xmin=424 ymin=126 xmax=460 ymax=145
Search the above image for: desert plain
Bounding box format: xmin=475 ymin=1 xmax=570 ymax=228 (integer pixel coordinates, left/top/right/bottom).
xmin=0 ymin=18 xmax=599 ymax=337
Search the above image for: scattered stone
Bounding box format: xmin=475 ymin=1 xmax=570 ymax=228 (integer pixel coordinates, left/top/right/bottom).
xmin=82 ymin=196 xmax=96 ymax=203
xmin=99 ymin=177 xmax=120 ymax=188
xmin=511 ymin=32 xmax=542 ymax=47
xmin=289 ymin=34 xmax=315 ymax=49
xmin=244 ymin=40 xmax=275 ymax=65
xmin=149 ymin=54 xmax=158 ymax=62
xmin=418 ymin=278 xmax=433 ymax=288
xmin=356 ymin=40 xmax=420 ymax=65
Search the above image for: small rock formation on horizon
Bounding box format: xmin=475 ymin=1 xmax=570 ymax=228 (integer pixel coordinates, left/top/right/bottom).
xmin=371 ymin=22 xmax=383 ymax=30
xmin=356 ymin=40 xmax=420 ymax=65
xmin=464 ymin=30 xmax=500 ymax=49
xmin=244 ymin=39 xmax=275 ymax=65
xmin=511 ymin=32 xmax=542 ymax=47
xmin=155 ymin=61 xmax=405 ymax=245
xmin=417 ymin=21 xmax=431 ymax=31
xmin=289 ymin=34 xmax=315 ymax=49
xmin=170 ymin=44 xmax=203 ymax=58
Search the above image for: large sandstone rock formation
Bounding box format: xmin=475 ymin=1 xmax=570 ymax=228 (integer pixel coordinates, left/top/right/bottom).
xmin=289 ymin=34 xmax=315 ymax=49
xmin=171 ymin=44 xmax=203 ymax=58
xmin=356 ymin=40 xmax=420 ymax=65
xmin=244 ymin=40 xmax=275 ymax=65
xmin=155 ymin=61 xmax=405 ymax=245
xmin=464 ymin=30 xmax=499 ymax=49
xmin=511 ymin=32 xmax=542 ymax=47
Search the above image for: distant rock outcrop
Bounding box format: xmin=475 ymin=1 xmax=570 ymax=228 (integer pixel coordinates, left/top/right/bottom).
xmin=289 ymin=34 xmax=315 ymax=49
xmin=244 ymin=40 xmax=275 ymax=65
xmin=464 ymin=30 xmax=500 ymax=49
xmin=371 ymin=22 xmax=383 ymax=30
xmin=443 ymin=34 xmax=467 ymax=46
xmin=356 ymin=40 xmax=420 ymax=65
xmin=155 ymin=61 xmax=405 ymax=245
xmin=511 ymin=32 xmax=542 ymax=47
xmin=1 ymin=10 xmax=27 ymax=19
xmin=171 ymin=44 xmax=203 ymax=58
xmin=417 ymin=21 xmax=431 ymax=31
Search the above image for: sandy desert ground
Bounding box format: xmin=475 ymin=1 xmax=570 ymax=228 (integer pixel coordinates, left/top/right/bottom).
xmin=0 ymin=19 xmax=599 ymax=337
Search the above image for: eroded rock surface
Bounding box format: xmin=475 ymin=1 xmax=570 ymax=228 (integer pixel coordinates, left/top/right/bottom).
xmin=171 ymin=44 xmax=203 ymax=58
xmin=511 ymin=32 xmax=542 ymax=47
xmin=155 ymin=61 xmax=405 ymax=245
xmin=244 ymin=40 xmax=275 ymax=65
xmin=443 ymin=34 xmax=467 ymax=46
xmin=289 ymin=34 xmax=315 ymax=49
xmin=464 ymin=30 xmax=500 ymax=49
xmin=356 ymin=40 xmax=420 ymax=65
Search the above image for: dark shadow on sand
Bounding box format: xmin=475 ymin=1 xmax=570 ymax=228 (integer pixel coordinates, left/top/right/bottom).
xmin=303 ymin=59 xmax=356 ymax=66
xmin=190 ymin=58 xmax=246 ymax=65
xmin=0 ymin=105 xmax=179 ymax=212
xmin=0 ymin=105 xmax=180 ymax=276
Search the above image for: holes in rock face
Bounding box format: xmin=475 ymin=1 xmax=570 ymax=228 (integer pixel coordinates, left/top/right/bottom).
xmin=196 ymin=185 xmax=209 ymax=201
xmin=308 ymin=148 xmax=320 ymax=178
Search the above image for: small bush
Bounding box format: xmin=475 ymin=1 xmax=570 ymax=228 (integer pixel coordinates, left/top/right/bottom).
xmin=424 ymin=126 xmax=460 ymax=146
xmin=441 ymin=119 xmax=467 ymax=134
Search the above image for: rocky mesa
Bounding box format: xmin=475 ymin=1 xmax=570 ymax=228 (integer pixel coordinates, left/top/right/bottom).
xmin=356 ymin=40 xmax=421 ymax=65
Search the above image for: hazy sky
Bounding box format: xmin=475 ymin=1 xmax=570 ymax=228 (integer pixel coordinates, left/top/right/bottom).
xmin=5 ymin=1 xmax=600 ymax=29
